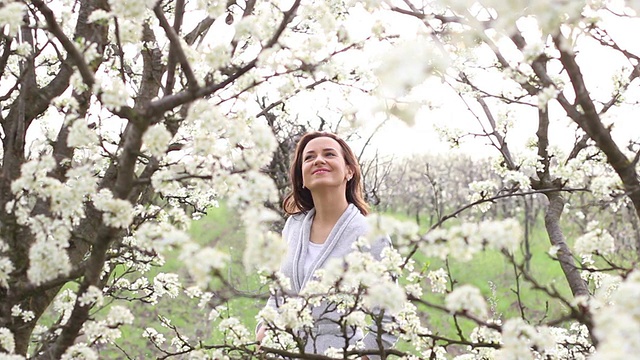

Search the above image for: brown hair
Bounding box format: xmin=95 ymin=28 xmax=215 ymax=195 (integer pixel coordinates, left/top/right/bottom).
xmin=282 ymin=131 xmax=369 ymax=216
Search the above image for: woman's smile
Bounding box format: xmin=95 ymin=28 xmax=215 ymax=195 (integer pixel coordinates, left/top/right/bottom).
xmin=312 ymin=168 xmax=330 ymax=175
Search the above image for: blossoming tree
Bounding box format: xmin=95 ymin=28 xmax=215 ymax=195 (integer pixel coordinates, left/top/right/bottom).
xmin=0 ymin=0 xmax=379 ymax=357
xmin=1 ymin=0 xmax=640 ymax=359
xmin=371 ymin=0 xmax=640 ymax=358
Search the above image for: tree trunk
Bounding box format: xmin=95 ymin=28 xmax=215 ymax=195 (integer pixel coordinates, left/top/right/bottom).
xmin=523 ymin=197 xmax=532 ymax=272
xmin=543 ymin=192 xmax=590 ymax=298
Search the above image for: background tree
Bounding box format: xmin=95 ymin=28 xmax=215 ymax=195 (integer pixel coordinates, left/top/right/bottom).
xmin=375 ymin=0 xmax=640 ymax=355
xmin=0 ymin=0 xmax=385 ymax=357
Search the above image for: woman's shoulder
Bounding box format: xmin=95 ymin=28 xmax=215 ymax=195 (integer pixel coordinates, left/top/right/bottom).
xmin=282 ymin=212 xmax=307 ymax=237
xmin=284 ymin=212 xmax=306 ymax=226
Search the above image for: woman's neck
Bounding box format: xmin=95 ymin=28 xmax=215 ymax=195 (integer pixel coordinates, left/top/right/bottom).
xmin=311 ymin=191 xmax=349 ymax=225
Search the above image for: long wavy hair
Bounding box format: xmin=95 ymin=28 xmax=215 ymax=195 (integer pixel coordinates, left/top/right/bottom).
xmin=282 ymin=131 xmax=369 ymax=216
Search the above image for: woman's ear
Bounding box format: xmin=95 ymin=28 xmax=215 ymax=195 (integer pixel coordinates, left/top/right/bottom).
xmin=346 ymin=167 xmax=354 ymax=181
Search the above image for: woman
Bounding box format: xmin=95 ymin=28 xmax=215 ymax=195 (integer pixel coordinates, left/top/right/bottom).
xmin=256 ymin=131 xmax=397 ymax=360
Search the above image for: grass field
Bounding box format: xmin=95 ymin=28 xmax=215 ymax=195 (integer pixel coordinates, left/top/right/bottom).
xmin=40 ymin=203 xmax=576 ymax=358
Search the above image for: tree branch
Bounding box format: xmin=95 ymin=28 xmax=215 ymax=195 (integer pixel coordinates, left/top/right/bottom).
xmin=30 ymin=0 xmax=96 ymax=88
xmin=153 ymin=2 xmax=199 ymax=92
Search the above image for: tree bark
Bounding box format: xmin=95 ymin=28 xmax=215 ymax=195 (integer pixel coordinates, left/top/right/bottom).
xmin=553 ymin=35 xmax=640 ymax=221
xmin=543 ymin=192 xmax=590 ymax=297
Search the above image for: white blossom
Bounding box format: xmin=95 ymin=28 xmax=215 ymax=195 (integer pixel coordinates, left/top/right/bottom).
xmin=143 ymin=124 xmax=172 ymax=158
xmin=574 ymin=221 xmax=615 ymax=256
xmin=53 ymin=289 xmax=77 ymax=325
xmin=209 ymin=305 xmax=227 ymax=321
xmin=88 ymin=9 xmax=111 ymax=23
xmin=117 ymin=19 xmax=144 ymax=44
xmin=592 ymin=270 xmax=640 ymax=359
xmin=15 ymin=43 xmax=31 ymax=57
xmin=11 ymin=304 xmax=35 ymax=323
xmin=143 ymin=327 xmax=166 ymax=345
xmin=197 ymin=0 xmax=227 ymax=18
xmin=106 ymin=306 xmax=134 ymax=326
xmin=243 ymin=230 xmax=287 ymax=273
xmin=367 ymin=213 xmax=420 ymax=248
xmin=153 ymin=273 xmax=181 ymax=298
xmin=198 ymin=292 xmax=214 ymax=309
xmin=0 ymin=355 xmax=26 ymax=360
xmin=27 ymin=240 xmax=71 ymax=285
xmin=78 ymin=286 xmax=104 ymax=307
xmin=276 ymin=298 xmax=314 ymax=331
xmin=179 ymin=243 xmax=229 ymax=287
xmin=345 ymin=310 xmax=367 ymax=327
xmin=82 ymin=320 xmax=122 ymax=344
xmin=92 ymin=189 xmax=134 ymax=229
xmin=67 ymin=119 xmax=98 ymax=148
xmin=0 ymin=239 xmax=13 ymax=288
xmin=0 ymin=328 xmax=16 ymax=354
xmin=108 ymin=0 xmax=157 ymax=20
xmin=445 ymin=284 xmax=488 ymax=318
xmin=468 ymin=180 xmax=498 ymax=213
xmin=363 ymin=280 xmax=407 ymax=315
xmin=375 ymin=37 xmax=449 ymax=99
xmin=427 ymin=268 xmax=448 ymax=294
xmin=0 ymin=2 xmax=25 ymax=36
xmin=496 ymin=318 xmax=558 ymax=359
xmin=324 ymin=347 xmax=343 ymax=358
xmin=590 ymin=175 xmax=622 ymax=201
xmin=96 ymin=78 xmax=129 ymax=111
xmin=218 ymin=317 xmax=251 ymax=346
xmin=537 ymin=86 xmax=558 ymax=109
xmin=470 ymin=324 xmax=502 ymax=345
xmin=422 ymin=219 xmax=522 ymax=261
xmin=170 ymin=334 xmax=190 ymax=352
xmin=60 ymin=343 xmax=98 ymax=360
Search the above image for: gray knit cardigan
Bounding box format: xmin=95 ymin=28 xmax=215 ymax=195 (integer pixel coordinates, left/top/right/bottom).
xmin=258 ymin=203 xmax=397 ymax=360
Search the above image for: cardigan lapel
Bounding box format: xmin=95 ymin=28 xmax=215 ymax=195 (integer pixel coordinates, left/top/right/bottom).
xmin=297 ymin=204 xmax=360 ymax=290
xmin=292 ymin=208 xmax=315 ymax=292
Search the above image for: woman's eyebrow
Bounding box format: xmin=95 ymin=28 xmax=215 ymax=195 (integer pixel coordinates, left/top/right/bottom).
xmin=305 ymin=147 xmax=338 ymax=154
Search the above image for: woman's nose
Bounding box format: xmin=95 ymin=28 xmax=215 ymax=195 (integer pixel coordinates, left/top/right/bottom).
xmin=314 ymin=155 xmax=326 ymax=164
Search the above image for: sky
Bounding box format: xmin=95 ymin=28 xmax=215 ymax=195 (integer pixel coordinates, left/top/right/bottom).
xmin=353 ymin=5 xmax=640 ymax=162
xmin=18 ymin=1 xmax=640 ymax=166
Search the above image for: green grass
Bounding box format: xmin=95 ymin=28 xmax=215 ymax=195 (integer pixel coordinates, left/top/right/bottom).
xmin=169 ymin=208 xmax=575 ymax=357
xmin=35 ymin=204 xmax=580 ymax=359
xmin=101 ymin=202 xmax=261 ymax=358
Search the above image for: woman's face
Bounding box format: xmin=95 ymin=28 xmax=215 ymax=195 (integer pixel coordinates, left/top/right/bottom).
xmin=301 ymin=136 xmax=353 ymax=192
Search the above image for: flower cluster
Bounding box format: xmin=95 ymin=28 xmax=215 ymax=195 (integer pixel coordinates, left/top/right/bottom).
xmin=78 ymin=286 xmax=104 ymax=307
xmin=497 ymin=318 xmax=558 ymax=359
xmin=218 ymin=317 xmax=252 ymax=347
xmin=179 ymin=244 xmax=230 ymax=288
xmin=0 ymin=239 xmax=13 ymax=289
xmin=243 ymin=229 xmax=287 ymax=274
xmin=422 ymin=218 xmax=522 ymax=261
xmin=592 ymin=270 xmax=640 ymax=359
xmin=91 ymin=189 xmax=135 ymax=229
xmin=574 ymin=221 xmax=616 ymax=257
xmin=0 ymin=1 xmax=25 ymax=36
xmin=80 ymin=306 xmax=134 ymax=345
xmin=61 ymin=343 xmax=98 ymax=360
xmin=427 ymin=268 xmax=448 ymax=294
xmin=142 ymin=327 xmax=166 ymax=346
xmin=153 ymin=273 xmax=181 ymax=299
xmin=445 ymin=284 xmax=488 ymax=318
xmin=142 ymin=124 xmax=173 ymax=159
xmin=0 ymin=327 xmax=16 ymax=354
xmin=67 ymin=118 xmax=99 ymax=148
